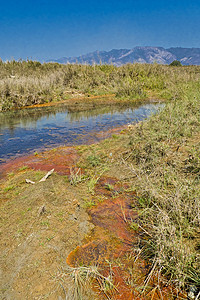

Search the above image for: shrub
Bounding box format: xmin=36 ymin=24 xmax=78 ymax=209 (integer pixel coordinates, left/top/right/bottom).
xmin=169 ymin=60 xmax=182 ymax=66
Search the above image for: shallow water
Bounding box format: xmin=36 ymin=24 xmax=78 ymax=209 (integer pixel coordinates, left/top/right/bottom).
xmin=0 ymin=102 xmax=161 ymax=164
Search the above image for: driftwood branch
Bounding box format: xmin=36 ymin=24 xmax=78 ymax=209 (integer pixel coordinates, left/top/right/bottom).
xmin=26 ymin=169 xmax=54 ymax=184
xmin=26 ymin=179 xmax=35 ymax=184
xmin=39 ymin=169 xmax=54 ymax=182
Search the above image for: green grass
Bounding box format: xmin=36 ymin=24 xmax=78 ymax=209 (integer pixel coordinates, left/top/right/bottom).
xmin=4 ymin=185 xmax=15 ymax=192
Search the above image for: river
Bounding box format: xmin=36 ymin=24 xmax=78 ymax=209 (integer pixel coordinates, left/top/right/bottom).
xmin=0 ymin=102 xmax=161 ymax=164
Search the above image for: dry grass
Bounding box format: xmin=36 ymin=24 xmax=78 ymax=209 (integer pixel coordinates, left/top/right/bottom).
xmin=53 ymin=265 xmax=117 ymax=300
xmin=75 ymin=83 xmax=200 ymax=294
xmin=120 ymin=94 xmax=200 ymax=291
xmin=1 ymin=60 xmax=200 ymax=111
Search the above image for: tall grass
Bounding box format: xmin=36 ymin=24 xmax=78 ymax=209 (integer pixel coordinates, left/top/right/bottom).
xmin=1 ymin=60 xmax=200 ymax=111
xmin=123 ymin=88 xmax=200 ymax=290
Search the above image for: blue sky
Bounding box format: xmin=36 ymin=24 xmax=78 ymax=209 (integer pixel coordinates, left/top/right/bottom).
xmin=0 ymin=0 xmax=200 ymax=61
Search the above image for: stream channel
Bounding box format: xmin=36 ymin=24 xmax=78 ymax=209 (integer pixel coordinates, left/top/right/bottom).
xmin=0 ymin=101 xmax=161 ymax=164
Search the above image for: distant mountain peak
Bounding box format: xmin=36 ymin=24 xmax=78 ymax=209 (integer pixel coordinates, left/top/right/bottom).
xmin=47 ymin=46 xmax=200 ymax=66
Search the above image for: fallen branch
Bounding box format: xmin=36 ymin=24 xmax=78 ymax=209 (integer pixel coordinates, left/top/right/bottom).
xmin=26 ymin=179 xmax=35 ymax=184
xmin=26 ymin=168 xmax=54 ymax=184
xmin=39 ymin=168 xmax=54 ymax=182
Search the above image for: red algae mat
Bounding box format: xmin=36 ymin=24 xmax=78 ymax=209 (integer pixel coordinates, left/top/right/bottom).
xmin=67 ymin=177 xmax=187 ymax=299
xmin=0 ymin=125 xmax=126 ymax=179
xmin=0 ymin=146 xmax=79 ymax=177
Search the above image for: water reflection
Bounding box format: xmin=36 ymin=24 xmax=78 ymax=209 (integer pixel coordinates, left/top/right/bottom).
xmin=0 ymin=102 xmax=161 ymax=163
xmin=0 ymin=103 xmax=144 ymax=131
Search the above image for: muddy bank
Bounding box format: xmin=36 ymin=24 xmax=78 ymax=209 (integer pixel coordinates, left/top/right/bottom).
xmin=0 ymin=123 xmax=126 ymax=178
xmin=0 ymin=146 xmax=79 ymax=178
xmin=0 ymin=169 xmax=95 ymax=299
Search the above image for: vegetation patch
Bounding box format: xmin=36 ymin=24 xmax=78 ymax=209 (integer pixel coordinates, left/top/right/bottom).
xmin=1 ymin=60 xmax=200 ymax=111
xmin=0 ymin=62 xmax=200 ymax=298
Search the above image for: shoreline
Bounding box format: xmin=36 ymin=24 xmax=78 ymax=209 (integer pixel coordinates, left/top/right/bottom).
xmin=0 ymin=124 xmax=128 ymax=179
xmin=1 ymin=93 xmax=163 ymax=113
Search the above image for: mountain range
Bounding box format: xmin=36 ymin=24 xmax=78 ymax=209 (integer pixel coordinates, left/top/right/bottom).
xmin=47 ymin=47 xmax=200 ymax=66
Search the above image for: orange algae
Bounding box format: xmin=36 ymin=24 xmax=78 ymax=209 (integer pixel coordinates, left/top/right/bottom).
xmin=14 ymin=94 xmax=116 ymax=111
xmin=0 ymin=146 xmax=79 ymax=177
xmin=0 ymin=124 xmax=126 ymax=179
xmin=66 ymin=177 xmax=187 ymax=299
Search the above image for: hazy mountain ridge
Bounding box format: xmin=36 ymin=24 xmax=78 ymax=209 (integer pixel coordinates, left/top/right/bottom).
xmin=47 ymin=47 xmax=200 ymax=65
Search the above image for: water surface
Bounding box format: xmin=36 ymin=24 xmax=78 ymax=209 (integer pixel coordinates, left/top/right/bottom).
xmin=0 ymin=102 xmax=161 ymax=163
